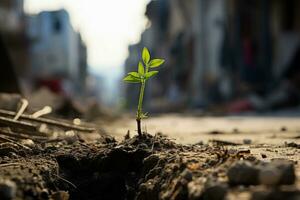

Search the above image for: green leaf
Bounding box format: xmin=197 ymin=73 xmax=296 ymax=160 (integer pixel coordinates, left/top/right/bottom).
xmin=138 ymin=62 xmax=144 ymax=75
xmin=142 ymin=47 xmax=150 ymax=65
xmin=145 ymin=71 xmax=158 ymax=79
xmin=123 ymin=75 xmax=141 ymax=83
xmin=141 ymin=112 xmax=148 ymax=119
xmin=128 ymin=72 xmax=140 ymax=78
xmin=149 ymin=59 xmax=165 ymax=68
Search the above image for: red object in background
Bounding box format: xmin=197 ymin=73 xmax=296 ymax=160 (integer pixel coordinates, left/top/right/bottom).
xmin=228 ymin=99 xmax=254 ymax=113
xmin=38 ymin=79 xmax=63 ymax=94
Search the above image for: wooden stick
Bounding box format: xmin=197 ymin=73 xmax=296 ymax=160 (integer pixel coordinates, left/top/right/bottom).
xmin=14 ymin=99 xmax=28 ymax=121
xmin=0 ymin=135 xmax=31 ymax=150
xmin=0 ymin=129 xmax=47 ymax=141
xmin=0 ymin=116 xmax=37 ymax=132
xmin=0 ymin=109 xmax=95 ymax=132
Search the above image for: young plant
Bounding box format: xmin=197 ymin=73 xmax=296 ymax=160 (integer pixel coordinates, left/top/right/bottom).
xmin=123 ymin=47 xmax=165 ymax=136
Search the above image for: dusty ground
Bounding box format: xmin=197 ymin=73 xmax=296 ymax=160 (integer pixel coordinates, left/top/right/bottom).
xmin=0 ymin=113 xmax=300 ymax=200
xmin=101 ymin=114 xmax=300 ymax=199
xmin=102 ymin=114 xmax=300 ymax=144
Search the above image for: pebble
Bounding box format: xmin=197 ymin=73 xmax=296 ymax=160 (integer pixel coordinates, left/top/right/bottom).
xmin=259 ymin=166 xmax=281 ymax=186
xmin=272 ymin=160 xmax=296 ymax=185
xmin=20 ymin=139 xmax=35 ymax=147
xmin=280 ymin=126 xmax=287 ymax=132
xmin=285 ymin=142 xmax=300 ymax=148
xmin=227 ymin=161 xmax=260 ymax=185
xmin=243 ymin=139 xmax=252 ymax=145
xmin=202 ymin=184 xmax=227 ymax=200
xmin=260 ymin=153 xmax=267 ymax=158
xmin=0 ymin=179 xmax=17 ymax=200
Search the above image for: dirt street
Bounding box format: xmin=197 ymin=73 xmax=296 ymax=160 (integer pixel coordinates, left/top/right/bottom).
xmin=102 ymin=114 xmax=300 ymax=145
xmin=0 ymin=112 xmax=300 ymax=200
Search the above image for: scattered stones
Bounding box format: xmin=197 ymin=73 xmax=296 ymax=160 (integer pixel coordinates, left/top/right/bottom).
xmin=228 ymin=160 xmax=296 ymax=187
xmin=0 ymin=179 xmax=17 ymax=200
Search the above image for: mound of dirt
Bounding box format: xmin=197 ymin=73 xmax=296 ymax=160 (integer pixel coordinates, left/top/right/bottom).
xmin=0 ymin=132 xmax=298 ymax=200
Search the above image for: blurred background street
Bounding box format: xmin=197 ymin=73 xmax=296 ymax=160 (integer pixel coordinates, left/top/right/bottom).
xmin=1 ymin=0 xmax=300 ymax=122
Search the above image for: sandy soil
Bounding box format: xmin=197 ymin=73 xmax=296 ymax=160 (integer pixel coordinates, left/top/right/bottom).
xmin=102 ymin=114 xmax=300 ymax=144
xmin=0 ymin=113 xmax=300 ymax=200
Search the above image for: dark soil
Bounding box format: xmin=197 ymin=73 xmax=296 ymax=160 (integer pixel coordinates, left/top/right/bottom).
xmin=0 ymin=132 xmax=299 ymax=200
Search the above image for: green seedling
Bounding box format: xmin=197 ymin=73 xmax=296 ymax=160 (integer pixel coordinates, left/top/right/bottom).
xmin=123 ymin=47 xmax=165 ymax=136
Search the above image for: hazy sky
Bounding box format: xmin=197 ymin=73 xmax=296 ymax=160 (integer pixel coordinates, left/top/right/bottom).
xmin=24 ymin=0 xmax=149 ymax=73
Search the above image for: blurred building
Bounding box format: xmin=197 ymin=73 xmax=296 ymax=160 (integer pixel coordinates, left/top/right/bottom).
xmin=0 ymin=0 xmax=24 ymax=33
xmin=26 ymin=9 xmax=88 ymax=96
xmin=0 ymin=0 xmax=28 ymax=93
xmin=125 ymin=0 xmax=300 ymax=111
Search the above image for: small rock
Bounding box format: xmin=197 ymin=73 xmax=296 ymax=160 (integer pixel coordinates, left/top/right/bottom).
xmin=243 ymin=139 xmax=252 ymax=145
xmin=202 ymin=184 xmax=227 ymax=200
xmin=261 ymin=153 xmax=267 ymax=159
xmin=285 ymin=142 xmax=300 ymax=148
xmin=20 ymin=139 xmax=35 ymax=147
xmin=273 ymin=160 xmax=296 ymax=185
xmin=0 ymin=179 xmax=17 ymax=200
xmin=280 ymin=126 xmax=287 ymax=132
xmin=258 ymin=160 xmax=296 ymax=186
xmin=259 ymin=166 xmax=281 ymax=186
xmin=209 ymin=130 xmax=223 ymax=135
xmin=227 ymin=161 xmax=260 ymax=185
